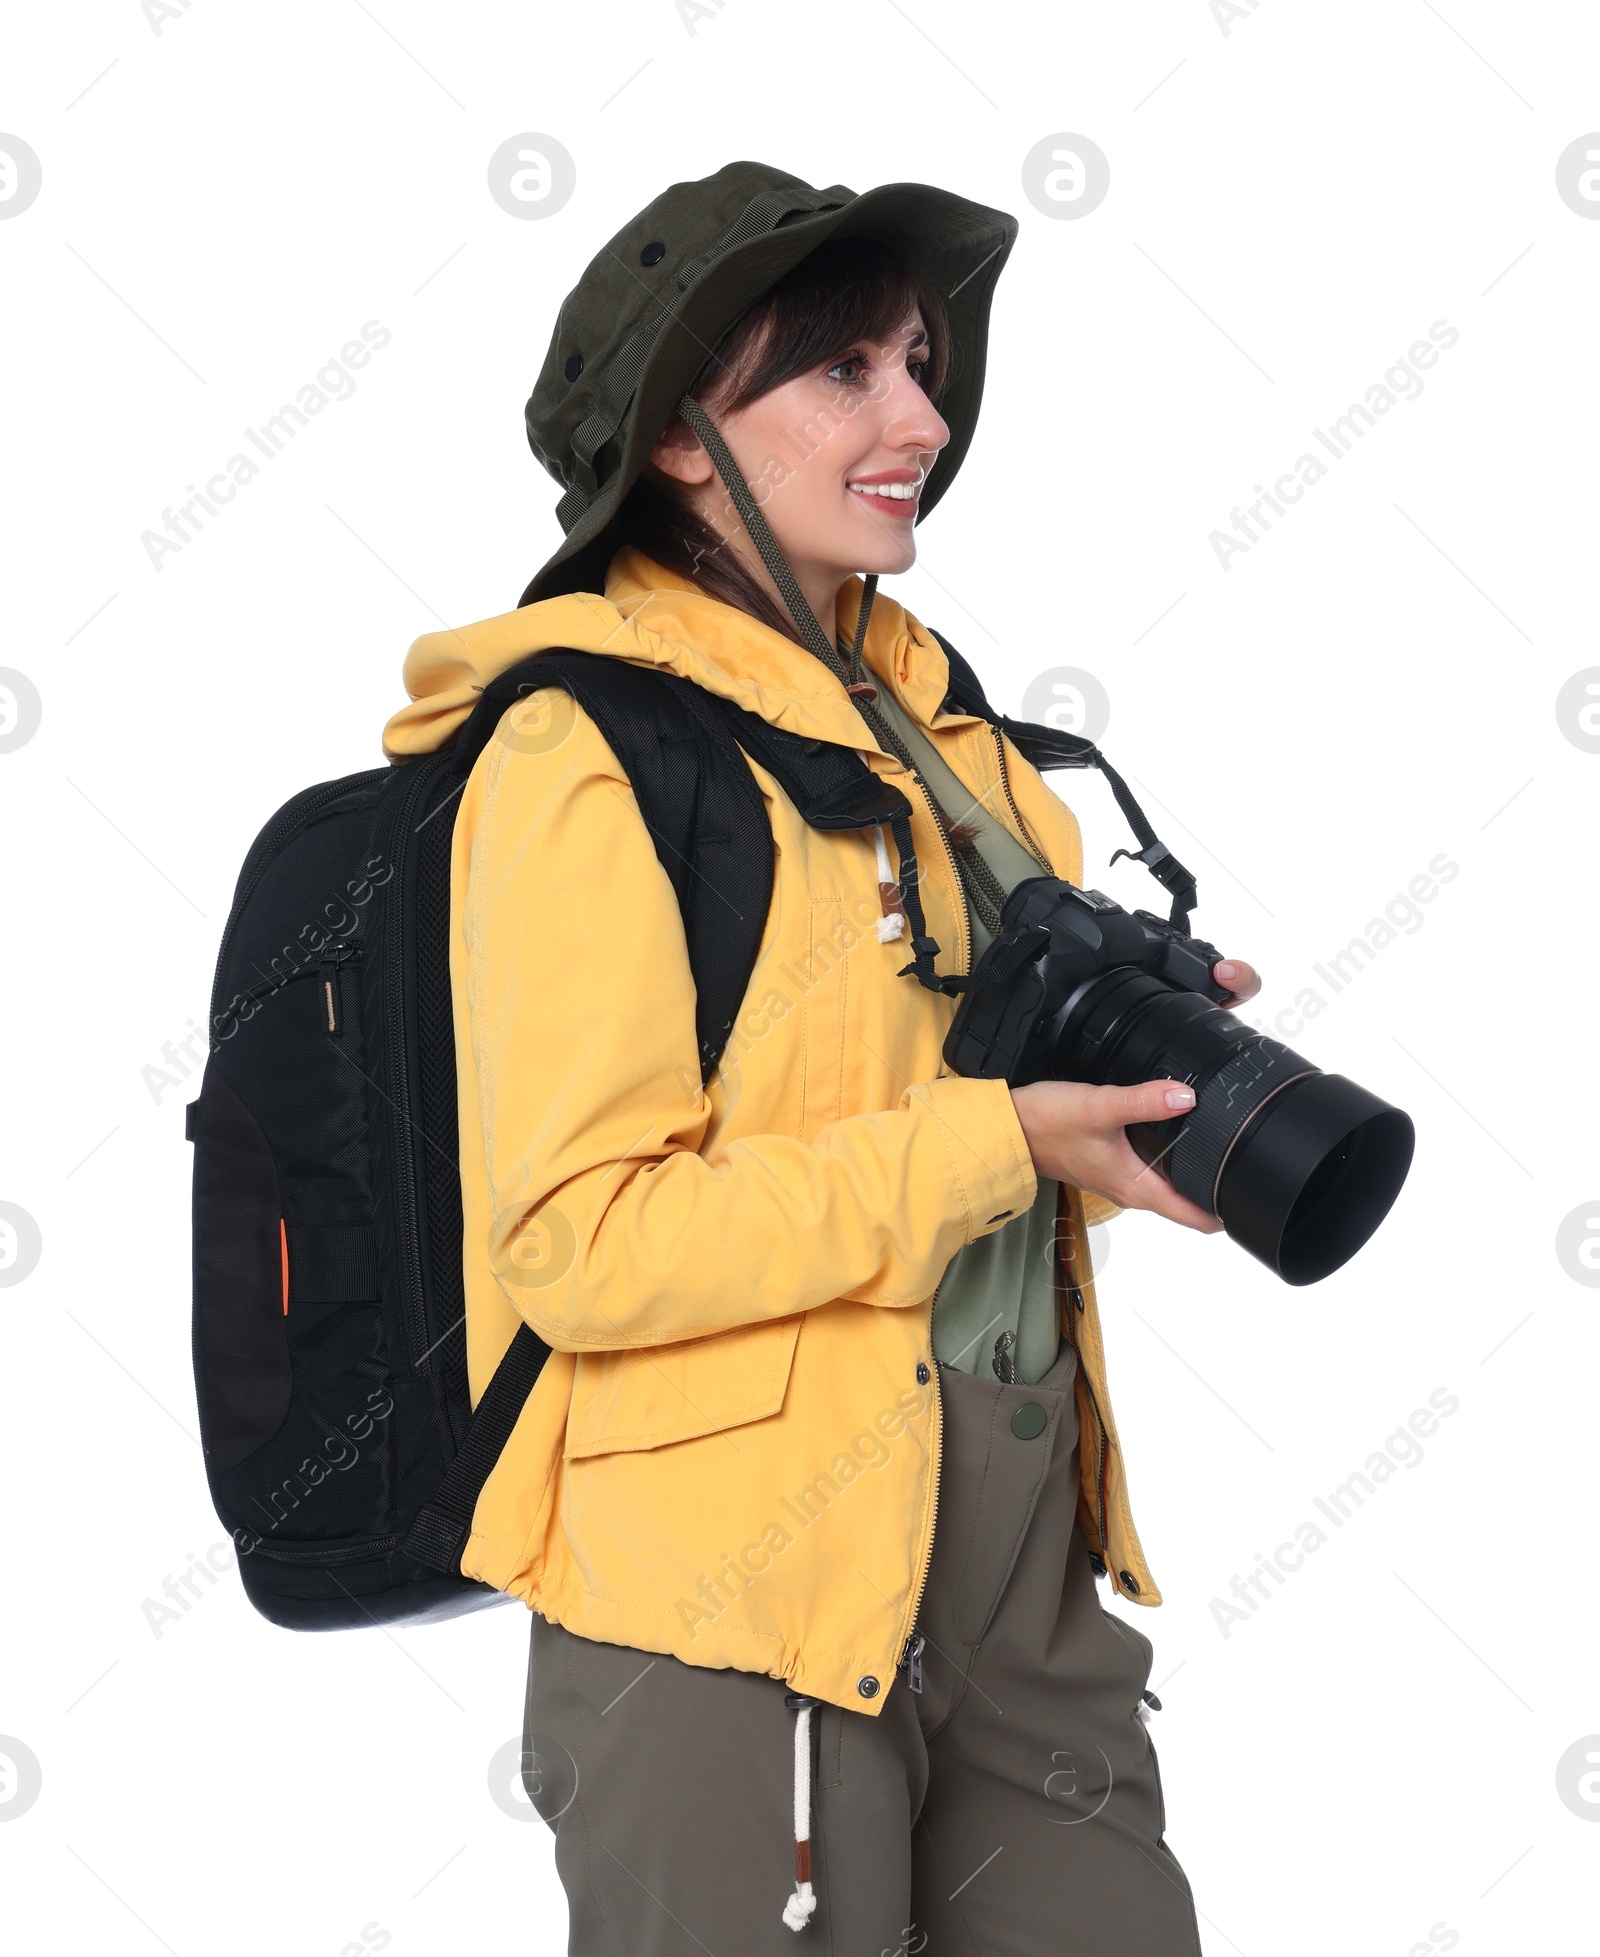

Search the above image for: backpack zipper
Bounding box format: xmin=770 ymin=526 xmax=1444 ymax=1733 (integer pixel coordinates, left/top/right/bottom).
xmin=207 ymin=770 xmax=388 ymax=1039
xmin=320 ymin=939 xmax=358 ymax=1035
xmin=245 ymin=1531 xmax=401 ymax=1566
xmin=385 ymin=756 xmax=455 ymax=1375
xmin=227 ymin=942 xmax=365 ymax=1015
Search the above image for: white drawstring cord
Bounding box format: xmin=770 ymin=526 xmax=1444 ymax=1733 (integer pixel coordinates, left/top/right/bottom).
xmin=782 ymin=1700 xmax=818 ymax=1931
xmin=872 ymin=822 xmax=905 ymax=943
xmin=854 ymin=755 xmax=906 ymax=947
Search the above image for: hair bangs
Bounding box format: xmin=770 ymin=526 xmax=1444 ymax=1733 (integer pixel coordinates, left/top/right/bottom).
xmin=697 ymin=234 xmax=952 ymax=413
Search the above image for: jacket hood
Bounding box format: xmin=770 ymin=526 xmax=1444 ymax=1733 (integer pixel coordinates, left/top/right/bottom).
xmin=381 ymin=546 xmax=971 ymax=763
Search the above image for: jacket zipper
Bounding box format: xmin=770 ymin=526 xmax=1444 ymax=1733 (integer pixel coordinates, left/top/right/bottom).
xmin=897 ymin=1356 xmax=941 ymax=1693
xmin=1063 ymin=1267 xmax=1114 ymax=1564
xmin=890 ymin=732 xmax=1045 ymax=1687
xmin=903 ymin=768 xmax=972 ymax=972
xmin=991 ymin=725 xmax=1053 ymax=873
xmin=890 ymin=758 xmax=968 ymax=1693
xmin=1093 ymin=1406 xmax=1111 ymax=1556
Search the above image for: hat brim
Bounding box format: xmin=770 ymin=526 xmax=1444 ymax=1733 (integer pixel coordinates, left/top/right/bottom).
xmin=518 ymin=181 xmax=1018 ymax=609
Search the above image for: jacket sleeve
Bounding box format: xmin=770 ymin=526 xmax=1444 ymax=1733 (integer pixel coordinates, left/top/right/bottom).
xmin=458 ymin=706 xmax=1039 ymax=1354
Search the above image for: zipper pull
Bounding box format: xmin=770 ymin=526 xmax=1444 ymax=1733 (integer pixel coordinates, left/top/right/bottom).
xmin=898 ymin=1631 xmax=925 ymax=1694
xmin=320 ymin=941 xmax=356 ymax=1036
xmin=992 ymin=1329 xmax=1018 ymax=1385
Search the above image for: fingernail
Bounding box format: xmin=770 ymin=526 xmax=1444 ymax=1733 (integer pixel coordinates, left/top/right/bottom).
xmin=1216 ymin=962 xmax=1237 ymax=980
xmin=1165 ymin=1087 xmax=1195 ymax=1109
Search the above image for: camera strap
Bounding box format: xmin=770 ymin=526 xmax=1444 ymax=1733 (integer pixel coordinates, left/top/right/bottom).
xmin=928 ymin=629 xmax=1198 ymax=936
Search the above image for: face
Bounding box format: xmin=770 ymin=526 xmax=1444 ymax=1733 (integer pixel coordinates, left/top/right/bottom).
xmin=648 ymin=307 xmax=951 ymax=612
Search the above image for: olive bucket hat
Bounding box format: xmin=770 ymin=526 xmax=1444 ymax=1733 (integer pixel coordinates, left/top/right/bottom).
xmin=516 ymin=158 xmax=1018 ymax=616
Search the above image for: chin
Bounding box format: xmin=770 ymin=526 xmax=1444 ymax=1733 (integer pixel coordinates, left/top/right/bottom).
xmin=850 ymin=533 xmax=918 ymax=578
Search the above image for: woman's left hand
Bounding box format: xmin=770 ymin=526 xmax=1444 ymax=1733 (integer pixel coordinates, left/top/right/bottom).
xmin=1212 ymin=957 xmax=1262 ymax=1008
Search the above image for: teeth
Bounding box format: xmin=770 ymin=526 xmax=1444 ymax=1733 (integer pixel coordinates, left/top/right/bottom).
xmin=849 ymin=481 xmax=919 ymax=500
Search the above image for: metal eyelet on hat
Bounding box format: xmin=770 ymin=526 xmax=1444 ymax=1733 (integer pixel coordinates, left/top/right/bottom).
xmin=639 ymin=240 xmax=666 ymax=265
xmin=563 ymin=353 xmax=584 ymax=382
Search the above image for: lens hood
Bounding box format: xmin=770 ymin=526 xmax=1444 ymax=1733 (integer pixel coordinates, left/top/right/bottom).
xmin=1211 ymin=1073 xmax=1415 ymax=1285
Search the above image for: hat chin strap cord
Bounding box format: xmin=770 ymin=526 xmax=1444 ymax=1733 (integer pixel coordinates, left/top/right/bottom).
xmin=674 ymin=394 xmax=853 ymax=677
xmin=674 ymin=392 xmax=984 ymax=998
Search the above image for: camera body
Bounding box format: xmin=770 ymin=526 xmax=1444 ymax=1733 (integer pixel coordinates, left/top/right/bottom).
xmin=943 ymin=876 xmax=1233 ymax=1087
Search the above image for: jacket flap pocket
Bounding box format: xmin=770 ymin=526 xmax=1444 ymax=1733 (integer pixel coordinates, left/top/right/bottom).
xmin=564 ymin=1315 xmax=802 ymax=1460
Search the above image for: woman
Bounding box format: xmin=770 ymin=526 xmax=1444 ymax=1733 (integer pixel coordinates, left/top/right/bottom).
xmin=384 ymin=160 xmax=1258 ymax=1954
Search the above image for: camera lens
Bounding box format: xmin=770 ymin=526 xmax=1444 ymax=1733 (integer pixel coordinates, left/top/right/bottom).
xmin=944 ymin=881 xmax=1415 ymax=1284
xmin=1070 ymin=981 xmax=1415 ymax=1284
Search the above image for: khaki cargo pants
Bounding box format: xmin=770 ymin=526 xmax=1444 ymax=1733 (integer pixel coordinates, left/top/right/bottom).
xmin=523 ymin=1338 xmax=1203 ymax=1954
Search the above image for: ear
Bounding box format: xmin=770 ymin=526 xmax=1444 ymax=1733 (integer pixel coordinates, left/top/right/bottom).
xmin=649 ymin=413 xmax=715 ymax=487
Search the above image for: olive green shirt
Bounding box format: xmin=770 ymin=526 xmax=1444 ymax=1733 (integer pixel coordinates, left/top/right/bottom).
xmin=866 ymin=685 xmax=1064 ymax=1386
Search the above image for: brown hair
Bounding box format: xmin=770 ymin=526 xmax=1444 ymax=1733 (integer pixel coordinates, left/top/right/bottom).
xmin=610 ymin=233 xmax=953 ymax=645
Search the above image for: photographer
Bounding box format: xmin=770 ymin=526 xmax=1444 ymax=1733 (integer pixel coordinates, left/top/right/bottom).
xmin=383 ymin=160 xmax=1260 ymax=1952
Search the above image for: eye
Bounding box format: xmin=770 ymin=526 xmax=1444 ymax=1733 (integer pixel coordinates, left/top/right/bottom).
xmin=825 ymin=350 xmax=870 ymax=387
xmin=907 ymin=347 xmax=932 ymax=386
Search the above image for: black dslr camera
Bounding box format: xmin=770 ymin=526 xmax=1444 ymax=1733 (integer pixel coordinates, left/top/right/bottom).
xmin=917 ymin=634 xmax=1414 ymax=1286
xmin=944 ymin=875 xmax=1415 ymax=1286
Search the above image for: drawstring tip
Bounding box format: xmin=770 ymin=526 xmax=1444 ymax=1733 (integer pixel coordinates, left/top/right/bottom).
xmin=872 ymin=834 xmax=907 ymax=944
xmin=783 ymin=1881 xmax=817 ymax=1931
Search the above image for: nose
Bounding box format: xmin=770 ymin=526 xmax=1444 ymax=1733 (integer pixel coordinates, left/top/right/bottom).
xmin=881 ymin=361 xmax=949 ymax=458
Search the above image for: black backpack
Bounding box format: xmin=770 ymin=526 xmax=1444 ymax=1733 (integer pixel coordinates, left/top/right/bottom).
xmin=189 ymin=637 xmax=1187 ymax=1631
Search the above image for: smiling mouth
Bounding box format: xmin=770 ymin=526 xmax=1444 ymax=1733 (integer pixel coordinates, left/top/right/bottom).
xmin=847 ymin=473 xmax=923 ymax=515
xmin=848 ymin=480 xmax=920 ymax=501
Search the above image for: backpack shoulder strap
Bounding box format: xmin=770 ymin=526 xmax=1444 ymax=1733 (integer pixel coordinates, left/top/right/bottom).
xmin=406 ymin=649 xmax=779 ymax=1580
xmin=671 ymin=685 xmax=972 ymax=996
xmin=925 ymin=625 xmax=1198 ymax=933
xmin=454 ymin=648 xmax=775 ymax=1084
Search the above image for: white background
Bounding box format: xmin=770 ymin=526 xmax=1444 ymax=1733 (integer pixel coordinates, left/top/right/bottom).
xmin=3 ymin=2 xmax=1598 ymax=1952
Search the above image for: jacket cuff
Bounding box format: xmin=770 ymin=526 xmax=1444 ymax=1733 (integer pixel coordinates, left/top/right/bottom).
xmin=1081 ymin=1190 xmax=1125 ymax=1228
xmin=909 ymin=1074 xmax=1038 ymax=1246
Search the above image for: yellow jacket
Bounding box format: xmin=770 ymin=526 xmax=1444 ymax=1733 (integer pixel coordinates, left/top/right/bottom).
xmin=381 ymin=548 xmax=1160 ymax=1713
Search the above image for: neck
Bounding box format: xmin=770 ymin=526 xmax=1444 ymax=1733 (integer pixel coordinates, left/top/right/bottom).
xmin=726 ymin=530 xmax=846 ymax=656
xmin=790 ymin=565 xmax=848 ymax=650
